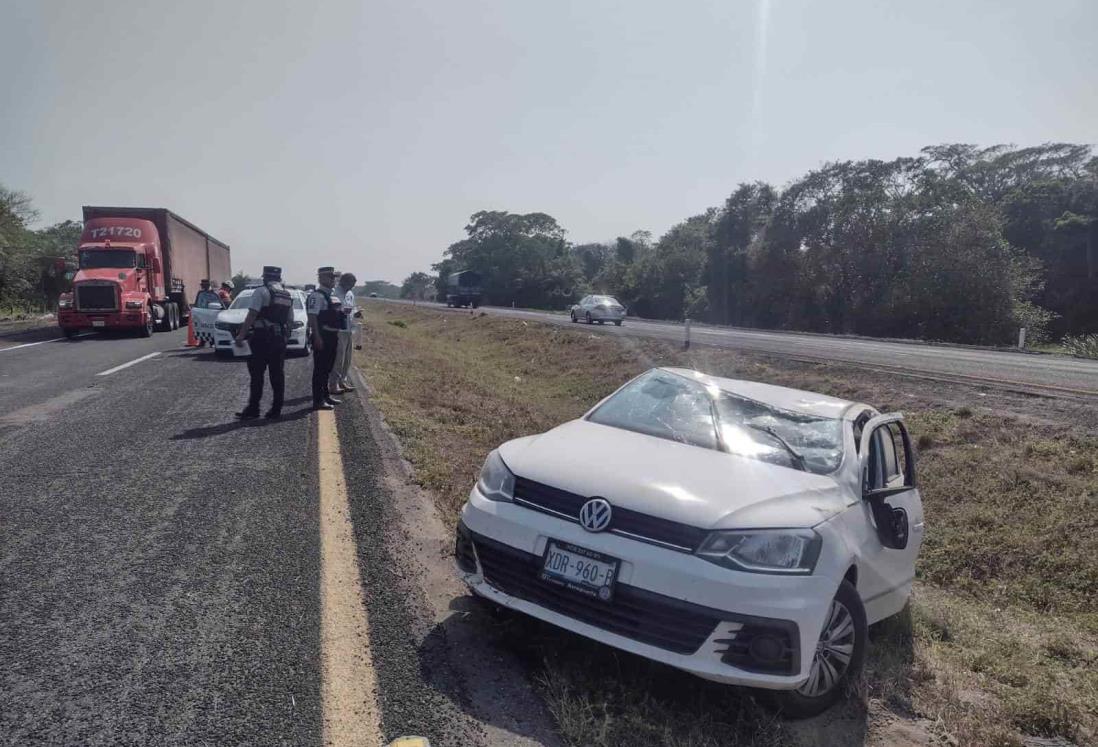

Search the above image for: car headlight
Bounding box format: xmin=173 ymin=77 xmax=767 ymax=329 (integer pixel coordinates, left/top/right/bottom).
xmin=696 ymin=529 xmax=821 ymax=574
xmin=125 ymin=300 xmax=143 ymax=309
xmin=476 ymin=450 xmax=514 ymax=502
xmin=58 ymin=298 xmax=72 ymax=309
xmin=292 ymin=320 xmax=305 ymax=329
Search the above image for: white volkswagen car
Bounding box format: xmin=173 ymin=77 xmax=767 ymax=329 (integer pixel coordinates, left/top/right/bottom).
xmin=214 ymin=288 xmax=310 ymax=357
xmin=455 ymin=368 xmax=923 ymax=717
xmin=570 ymin=295 xmax=626 ymax=325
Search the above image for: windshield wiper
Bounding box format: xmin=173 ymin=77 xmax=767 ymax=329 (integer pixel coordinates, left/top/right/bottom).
xmin=744 ymin=423 xmax=808 ymax=472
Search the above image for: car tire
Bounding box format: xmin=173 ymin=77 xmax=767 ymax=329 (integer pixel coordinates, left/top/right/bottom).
xmin=614 ymin=320 xmax=622 ymax=326
xmin=585 ymin=312 xmax=592 ymax=324
xmin=570 ymin=311 xmax=577 ymax=323
xmin=214 ymin=348 xmax=233 ymax=359
xmin=766 ymin=580 xmax=866 ymax=719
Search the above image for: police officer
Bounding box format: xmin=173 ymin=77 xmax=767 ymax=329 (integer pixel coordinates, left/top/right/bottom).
xmin=194 ymin=279 xmax=224 ymax=347
xmin=307 ymin=266 xmax=343 ymax=411
xmin=233 ymin=266 xmax=294 ymax=419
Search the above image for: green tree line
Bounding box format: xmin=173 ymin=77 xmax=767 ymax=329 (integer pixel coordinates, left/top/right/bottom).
xmin=0 ymin=187 xmax=82 ymax=316
xmin=406 ymin=143 xmax=1097 ymax=345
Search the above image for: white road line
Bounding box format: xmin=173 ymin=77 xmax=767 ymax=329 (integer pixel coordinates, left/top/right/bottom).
xmin=316 ymin=409 xmax=383 ymax=746
xmin=96 ymin=352 xmax=161 ymax=376
xmin=0 ymin=333 xmax=92 ymax=352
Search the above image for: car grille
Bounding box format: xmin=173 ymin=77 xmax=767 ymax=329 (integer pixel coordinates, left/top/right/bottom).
xmin=76 ymin=284 xmax=117 ymax=311
xmin=513 ymin=477 xmax=709 ymax=552
xmin=471 ymin=531 xmax=722 ymax=654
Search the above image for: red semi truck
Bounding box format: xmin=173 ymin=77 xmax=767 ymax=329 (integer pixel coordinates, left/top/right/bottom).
xmin=57 ymin=207 xmax=231 ymax=338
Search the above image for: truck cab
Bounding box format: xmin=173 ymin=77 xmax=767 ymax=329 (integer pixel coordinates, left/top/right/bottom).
xmin=57 ymin=218 xmax=180 ymax=337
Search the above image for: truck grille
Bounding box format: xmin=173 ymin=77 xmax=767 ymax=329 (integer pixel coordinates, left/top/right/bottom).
xmin=471 ymin=531 xmax=721 ymax=654
xmin=76 ymin=284 xmax=117 ymax=311
xmin=513 ymin=477 xmax=709 ymax=552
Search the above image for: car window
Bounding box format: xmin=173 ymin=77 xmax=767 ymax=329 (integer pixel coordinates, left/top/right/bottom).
xmin=866 ymin=423 xmax=908 ymax=490
xmin=229 ymin=290 xmax=254 ymax=309
xmin=292 ymin=294 xmax=304 ymax=310
xmin=714 ymin=393 xmax=844 ymax=474
xmin=587 ymin=370 xmax=718 ymax=450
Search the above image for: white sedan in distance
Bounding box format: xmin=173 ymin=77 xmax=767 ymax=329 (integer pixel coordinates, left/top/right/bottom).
xmin=455 ymin=367 xmax=923 ymax=717
xmin=570 ymin=295 xmax=626 ymax=325
xmin=214 ymin=288 xmax=310 ymax=357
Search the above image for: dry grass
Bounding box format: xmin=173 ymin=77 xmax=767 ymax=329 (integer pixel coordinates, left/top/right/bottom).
xmin=357 ymin=304 xmax=1098 ymax=746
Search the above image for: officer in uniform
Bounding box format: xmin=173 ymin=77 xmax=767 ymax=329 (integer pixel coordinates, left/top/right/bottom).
xmin=194 ymin=279 xmax=224 ymax=347
xmin=233 ymin=266 xmax=294 ymax=419
xmin=307 ymin=266 xmax=343 ymax=411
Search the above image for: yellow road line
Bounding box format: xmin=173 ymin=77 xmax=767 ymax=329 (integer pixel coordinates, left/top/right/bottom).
xmin=316 ymin=408 xmax=383 ymax=746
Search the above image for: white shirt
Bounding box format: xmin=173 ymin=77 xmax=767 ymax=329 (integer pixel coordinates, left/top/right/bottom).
xmin=341 ymin=289 xmax=356 ymax=328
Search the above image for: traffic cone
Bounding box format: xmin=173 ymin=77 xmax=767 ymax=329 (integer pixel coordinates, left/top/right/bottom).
xmin=185 ymin=313 xmax=199 ymax=347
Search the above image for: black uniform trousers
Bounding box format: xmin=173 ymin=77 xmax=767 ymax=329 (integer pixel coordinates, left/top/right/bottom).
xmin=246 ymin=330 xmax=287 ymax=414
xmin=312 ymin=330 xmax=339 ymax=406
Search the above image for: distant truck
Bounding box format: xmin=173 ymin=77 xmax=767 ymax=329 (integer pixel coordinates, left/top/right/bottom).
xmin=57 ymin=207 xmax=231 ymax=337
xmin=445 ymin=270 xmax=482 ymax=309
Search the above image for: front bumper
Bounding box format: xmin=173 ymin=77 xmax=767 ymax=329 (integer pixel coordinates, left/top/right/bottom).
xmin=58 ymin=310 xmax=143 ymax=329
xmin=457 ymin=486 xmax=837 ymax=689
xmin=213 ymin=327 xmax=307 ymax=351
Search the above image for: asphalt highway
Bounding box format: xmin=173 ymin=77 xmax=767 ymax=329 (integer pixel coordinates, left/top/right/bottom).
xmin=377 ymin=299 xmax=1098 ymax=398
xmin=0 ymin=329 xmax=555 ymax=746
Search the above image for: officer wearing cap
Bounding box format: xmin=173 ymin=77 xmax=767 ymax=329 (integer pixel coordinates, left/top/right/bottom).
xmin=218 ymin=282 xmax=233 ymax=306
xmin=194 ymin=279 xmax=224 ymax=346
xmin=306 ymin=266 xmax=343 ymax=411
xmin=233 ymin=266 xmax=294 ymax=419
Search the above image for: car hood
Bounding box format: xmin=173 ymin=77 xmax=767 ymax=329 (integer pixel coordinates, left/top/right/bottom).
xmin=216 ymin=309 xmax=248 ymax=324
xmin=499 ymin=419 xmax=848 ymax=530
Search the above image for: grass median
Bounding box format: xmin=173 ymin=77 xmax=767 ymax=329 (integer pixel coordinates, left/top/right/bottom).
xmin=356 ymin=303 xmax=1097 ymax=747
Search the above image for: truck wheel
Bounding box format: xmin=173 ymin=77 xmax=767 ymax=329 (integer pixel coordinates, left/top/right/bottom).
xmin=156 ymin=304 xmax=171 ymax=332
xmin=140 ymin=312 xmax=154 ymax=337
xmin=169 ymin=303 xmax=179 ymax=330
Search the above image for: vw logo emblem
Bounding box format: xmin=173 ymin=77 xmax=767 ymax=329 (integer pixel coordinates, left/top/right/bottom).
xmin=579 ymin=498 xmax=612 ymax=533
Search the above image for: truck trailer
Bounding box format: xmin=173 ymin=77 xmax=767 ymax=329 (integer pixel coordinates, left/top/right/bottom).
xmin=445 ymin=270 xmax=482 ymax=308
xmin=57 ymin=207 xmax=231 ymax=337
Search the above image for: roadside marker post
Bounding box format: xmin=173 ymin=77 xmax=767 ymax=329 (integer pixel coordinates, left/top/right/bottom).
xmin=1018 ymin=327 xmax=1027 ymax=349
xmin=684 ymin=318 xmax=691 ymax=350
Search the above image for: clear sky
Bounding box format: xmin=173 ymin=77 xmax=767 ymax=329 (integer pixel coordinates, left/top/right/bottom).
xmin=2 ymin=0 xmax=1095 ymax=286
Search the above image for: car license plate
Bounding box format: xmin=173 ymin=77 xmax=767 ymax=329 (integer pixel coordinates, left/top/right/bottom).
xmin=540 ymin=540 xmax=619 ymax=601
xmin=91 ymin=320 xmax=105 ymax=328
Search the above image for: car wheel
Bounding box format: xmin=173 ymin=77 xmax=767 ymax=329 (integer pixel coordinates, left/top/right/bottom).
xmin=614 ymin=320 xmax=622 ymax=326
xmin=570 ymin=311 xmax=577 ymax=323
xmin=768 ymin=580 xmax=866 ymax=719
xmin=585 ymin=312 xmax=592 ymax=324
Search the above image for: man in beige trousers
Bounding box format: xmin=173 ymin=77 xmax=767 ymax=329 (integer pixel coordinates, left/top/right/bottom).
xmin=329 ymin=272 xmax=358 ymax=395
